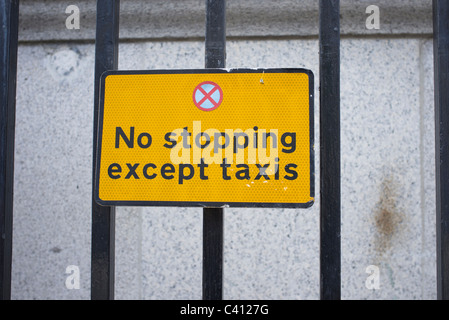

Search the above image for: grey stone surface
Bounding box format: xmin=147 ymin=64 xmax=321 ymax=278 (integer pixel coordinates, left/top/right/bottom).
xmin=421 ymin=39 xmax=437 ymax=300
xmin=115 ymin=206 xmax=143 ymax=300
xmin=11 ymin=36 xmax=437 ymax=299
xmin=13 ymin=43 xmax=95 ymax=299
xmin=18 ymin=0 xmax=432 ymax=42
xmin=339 ymin=38 xmax=435 ymax=299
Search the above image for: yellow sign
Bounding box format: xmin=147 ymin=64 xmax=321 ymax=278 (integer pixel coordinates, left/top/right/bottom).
xmin=95 ymin=69 xmax=314 ymax=208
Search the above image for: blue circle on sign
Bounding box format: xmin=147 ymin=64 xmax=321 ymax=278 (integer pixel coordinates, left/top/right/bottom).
xmin=193 ymin=81 xmax=223 ymax=111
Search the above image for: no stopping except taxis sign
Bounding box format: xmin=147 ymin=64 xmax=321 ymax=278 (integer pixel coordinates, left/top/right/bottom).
xmin=95 ymin=68 xmax=314 ymax=208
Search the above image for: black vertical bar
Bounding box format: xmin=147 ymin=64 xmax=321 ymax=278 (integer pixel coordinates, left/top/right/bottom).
xmin=203 ymin=207 xmax=224 ymax=300
xmin=0 ymin=0 xmax=19 ymax=301
xmin=433 ymin=0 xmax=449 ymax=300
xmin=205 ymin=0 xmax=226 ymax=69
xmin=319 ymin=0 xmax=341 ymax=300
xmin=203 ymin=0 xmax=225 ymax=301
xmin=91 ymin=0 xmax=119 ymax=300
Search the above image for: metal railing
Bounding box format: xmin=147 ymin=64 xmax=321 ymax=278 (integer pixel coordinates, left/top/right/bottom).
xmin=0 ymin=0 xmax=447 ymax=300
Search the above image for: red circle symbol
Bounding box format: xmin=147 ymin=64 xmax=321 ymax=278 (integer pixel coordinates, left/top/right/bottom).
xmin=193 ymin=81 xmax=223 ymax=111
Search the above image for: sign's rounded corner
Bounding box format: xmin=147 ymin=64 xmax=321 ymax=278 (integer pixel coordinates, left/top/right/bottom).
xmin=100 ymin=70 xmax=116 ymax=82
xmin=94 ymin=193 xmax=109 ymax=207
xmin=296 ymin=68 xmax=314 ymax=82
xmin=304 ymin=198 xmax=315 ymax=208
xmin=305 ymin=69 xmax=314 ymax=80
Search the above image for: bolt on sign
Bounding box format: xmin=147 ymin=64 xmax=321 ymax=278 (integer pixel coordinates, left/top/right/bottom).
xmin=95 ymin=68 xmax=314 ymax=208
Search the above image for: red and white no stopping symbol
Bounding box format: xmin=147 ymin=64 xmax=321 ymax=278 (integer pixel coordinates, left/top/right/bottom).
xmin=193 ymin=81 xmax=223 ymax=111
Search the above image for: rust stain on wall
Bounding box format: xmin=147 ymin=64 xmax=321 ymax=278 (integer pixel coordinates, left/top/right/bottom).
xmin=373 ymin=175 xmax=405 ymax=262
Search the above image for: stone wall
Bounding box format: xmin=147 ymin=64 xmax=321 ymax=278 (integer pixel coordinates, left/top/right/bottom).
xmin=11 ymin=0 xmax=435 ymax=299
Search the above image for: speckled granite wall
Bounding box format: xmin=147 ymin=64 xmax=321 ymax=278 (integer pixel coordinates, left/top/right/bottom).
xmin=10 ymin=0 xmax=436 ymax=299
